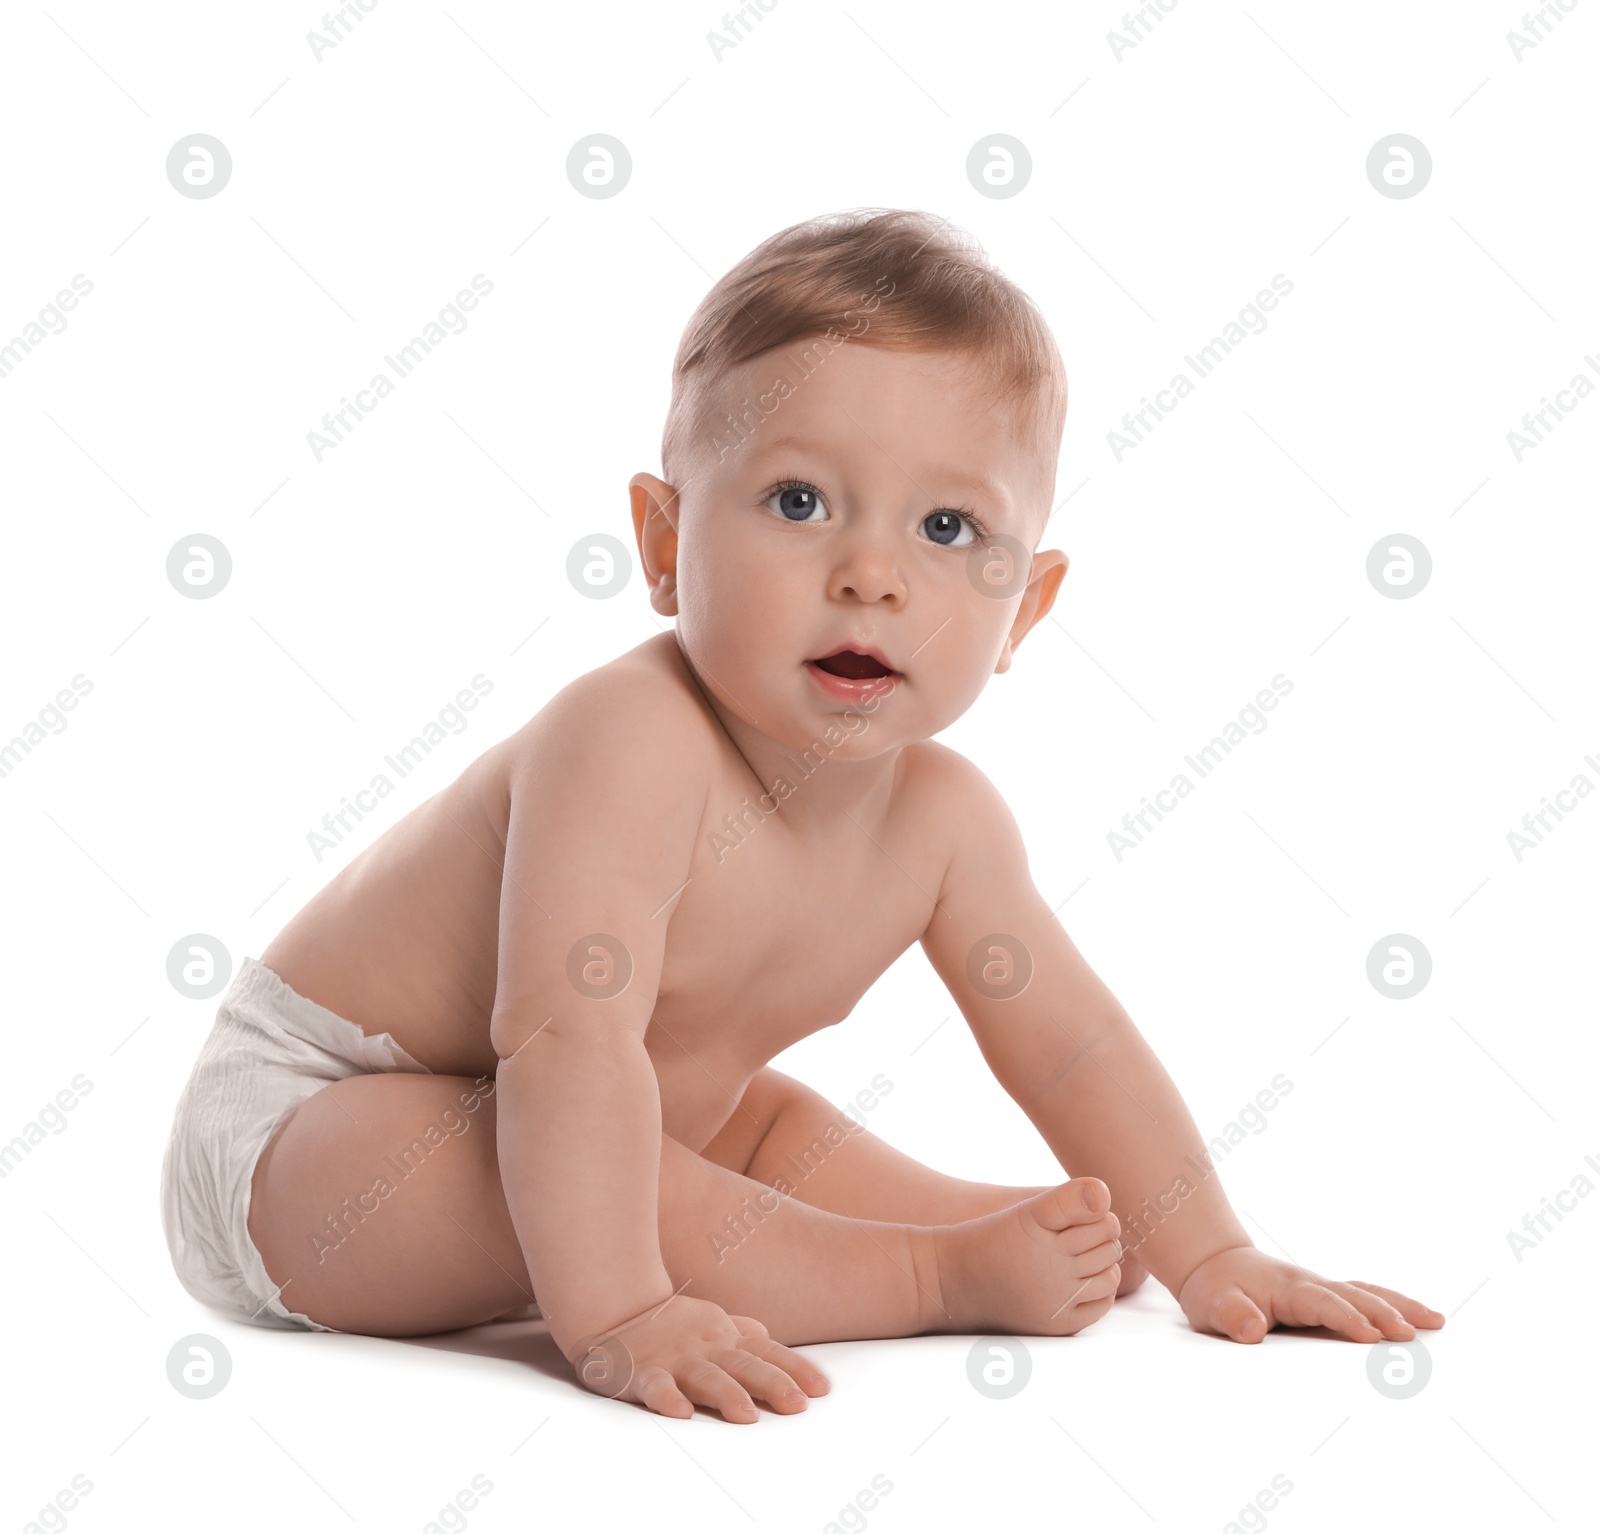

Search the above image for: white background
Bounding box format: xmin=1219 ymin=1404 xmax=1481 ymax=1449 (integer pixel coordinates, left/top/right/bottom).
xmin=2 ymin=2 xmax=1595 ymax=1530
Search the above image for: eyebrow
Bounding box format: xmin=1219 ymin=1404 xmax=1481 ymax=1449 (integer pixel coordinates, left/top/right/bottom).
xmin=750 ymin=434 xmax=1009 ymax=509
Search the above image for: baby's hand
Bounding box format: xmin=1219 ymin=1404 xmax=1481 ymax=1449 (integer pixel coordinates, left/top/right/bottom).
xmin=1176 ymin=1246 xmax=1445 ymax=1344
xmin=566 ymin=1294 xmax=830 ymax=1423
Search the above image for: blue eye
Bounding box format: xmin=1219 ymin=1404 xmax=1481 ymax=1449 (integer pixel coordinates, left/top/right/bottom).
xmin=760 ymin=476 xmax=991 ymax=545
xmin=764 ymin=481 xmax=828 ymax=523
xmin=922 ymin=510 xmax=981 ymax=548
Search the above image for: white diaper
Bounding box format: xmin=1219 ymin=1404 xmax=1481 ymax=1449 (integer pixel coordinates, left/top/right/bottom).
xmin=159 ymin=955 xmax=433 ymax=1332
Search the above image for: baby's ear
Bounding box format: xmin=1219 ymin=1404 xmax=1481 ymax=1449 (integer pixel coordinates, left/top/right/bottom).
xmin=997 ymin=546 xmax=1068 ymax=670
xmin=629 ymin=473 xmax=680 ymax=616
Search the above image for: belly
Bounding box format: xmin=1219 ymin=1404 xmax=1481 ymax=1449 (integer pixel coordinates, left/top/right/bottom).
xmin=641 ymin=974 xmax=857 ymax=1151
xmin=648 ymin=1045 xmax=763 ymax=1153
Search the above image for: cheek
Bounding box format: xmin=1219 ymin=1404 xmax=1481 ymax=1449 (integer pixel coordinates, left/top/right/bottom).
xmin=953 ymin=581 xmax=1020 ymax=661
xmin=921 ymin=619 xmax=1009 ymax=716
xmin=958 ymin=641 xmax=1006 ymax=694
xmin=680 ymin=546 xmax=798 ymax=665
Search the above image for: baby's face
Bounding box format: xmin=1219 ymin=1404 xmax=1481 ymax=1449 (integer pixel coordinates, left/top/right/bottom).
xmin=631 ymin=339 xmax=1067 ymax=759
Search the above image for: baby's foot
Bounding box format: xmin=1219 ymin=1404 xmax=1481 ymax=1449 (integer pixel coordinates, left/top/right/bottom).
xmin=1114 ymin=1248 xmax=1149 ymax=1297
xmin=930 ymin=1178 xmax=1122 ymax=1337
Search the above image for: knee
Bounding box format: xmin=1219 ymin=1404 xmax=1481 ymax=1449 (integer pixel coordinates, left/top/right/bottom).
xmin=695 ymin=1067 xmax=799 ymax=1176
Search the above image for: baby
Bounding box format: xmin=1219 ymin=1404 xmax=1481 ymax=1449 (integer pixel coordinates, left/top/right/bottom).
xmin=160 ymin=208 xmax=1442 ymax=1424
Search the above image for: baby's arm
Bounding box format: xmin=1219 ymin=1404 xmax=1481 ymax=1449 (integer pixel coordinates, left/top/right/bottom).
xmin=919 ymin=750 xmax=1443 ymax=1344
xmin=488 ymin=680 xmax=818 ymax=1415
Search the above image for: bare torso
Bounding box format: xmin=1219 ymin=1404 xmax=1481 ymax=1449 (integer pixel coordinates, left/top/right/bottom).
xmin=259 ymin=630 xmax=951 ymax=1153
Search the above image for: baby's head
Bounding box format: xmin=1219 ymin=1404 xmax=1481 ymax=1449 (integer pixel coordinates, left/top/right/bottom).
xmin=631 ymin=208 xmax=1069 ymax=757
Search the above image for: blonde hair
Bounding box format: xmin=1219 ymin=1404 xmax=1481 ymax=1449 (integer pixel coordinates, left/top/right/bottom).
xmin=660 ymin=208 xmax=1068 ymax=497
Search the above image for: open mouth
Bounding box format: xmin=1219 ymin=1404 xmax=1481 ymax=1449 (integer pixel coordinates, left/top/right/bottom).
xmin=810 ymin=650 xmax=895 ymax=680
xmin=804 ymin=647 xmax=901 ymax=701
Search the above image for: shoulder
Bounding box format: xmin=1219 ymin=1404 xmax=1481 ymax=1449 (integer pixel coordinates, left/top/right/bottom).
xmin=898 ymin=739 xmax=1013 ymax=823
xmin=516 ymin=630 xmax=716 ymax=752
xmin=904 ymin=742 xmax=1041 ymax=964
xmin=491 ymin=631 xmax=719 ymax=809
xmin=896 ymin=740 xmax=1027 ymax=882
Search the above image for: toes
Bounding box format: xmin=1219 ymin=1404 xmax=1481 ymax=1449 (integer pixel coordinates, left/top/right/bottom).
xmin=1029 ymin=1178 xmax=1112 ymax=1232
xmin=1115 ymin=1254 xmax=1149 ymax=1297
xmin=1077 ymin=1177 xmax=1110 ymax=1214
xmin=1061 ymin=1292 xmax=1116 ymax=1335
xmin=1059 ymin=1212 xmax=1122 ymax=1256
xmin=1073 ymin=1238 xmax=1123 ymax=1276
xmin=1046 ymin=1259 xmax=1122 ymax=1329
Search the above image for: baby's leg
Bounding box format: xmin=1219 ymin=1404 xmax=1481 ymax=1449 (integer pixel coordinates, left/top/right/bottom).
xmin=246 ymin=1071 xmax=1115 ymax=1344
xmin=703 ymin=1067 xmax=1148 ymax=1296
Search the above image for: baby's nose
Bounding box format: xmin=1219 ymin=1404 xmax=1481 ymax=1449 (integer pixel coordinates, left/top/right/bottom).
xmin=828 ymin=545 xmax=907 ymax=606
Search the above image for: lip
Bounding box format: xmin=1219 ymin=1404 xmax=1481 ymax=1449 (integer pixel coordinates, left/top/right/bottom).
xmin=803 ymin=644 xmax=901 ymax=703
xmin=812 ymin=642 xmax=897 ymax=674
xmin=804 ymin=661 xmax=899 ymax=701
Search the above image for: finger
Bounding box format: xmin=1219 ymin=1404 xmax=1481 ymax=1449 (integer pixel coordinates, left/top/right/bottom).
xmin=1346 ymin=1281 xmax=1446 ymax=1329
xmin=727 ymin=1313 xmax=771 ymax=1341
xmin=572 ymin=1334 xmax=636 ymax=1399
xmin=738 ymin=1335 xmax=831 ymax=1396
xmin=715 ymin=1349 xmax=810 ymax=1414
xmin=679 ymin=1360 xmax=759 ymax=1424
xmin=1205 ymin=1287 xmax=1270 ymax=1344
xmin=1072 ymin=1239 xmax=1124 ymax=1275
xmin=632 ymin=1365 xmax=694 ymax=1420
xmin=1282 ymin=1281 xmax=1381 ymax=1341
xmin=1058 ymin=1213 xmax=1123 ymax=1256
xmin=1327 ymin=1281 xmax=1414 ymax=1340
